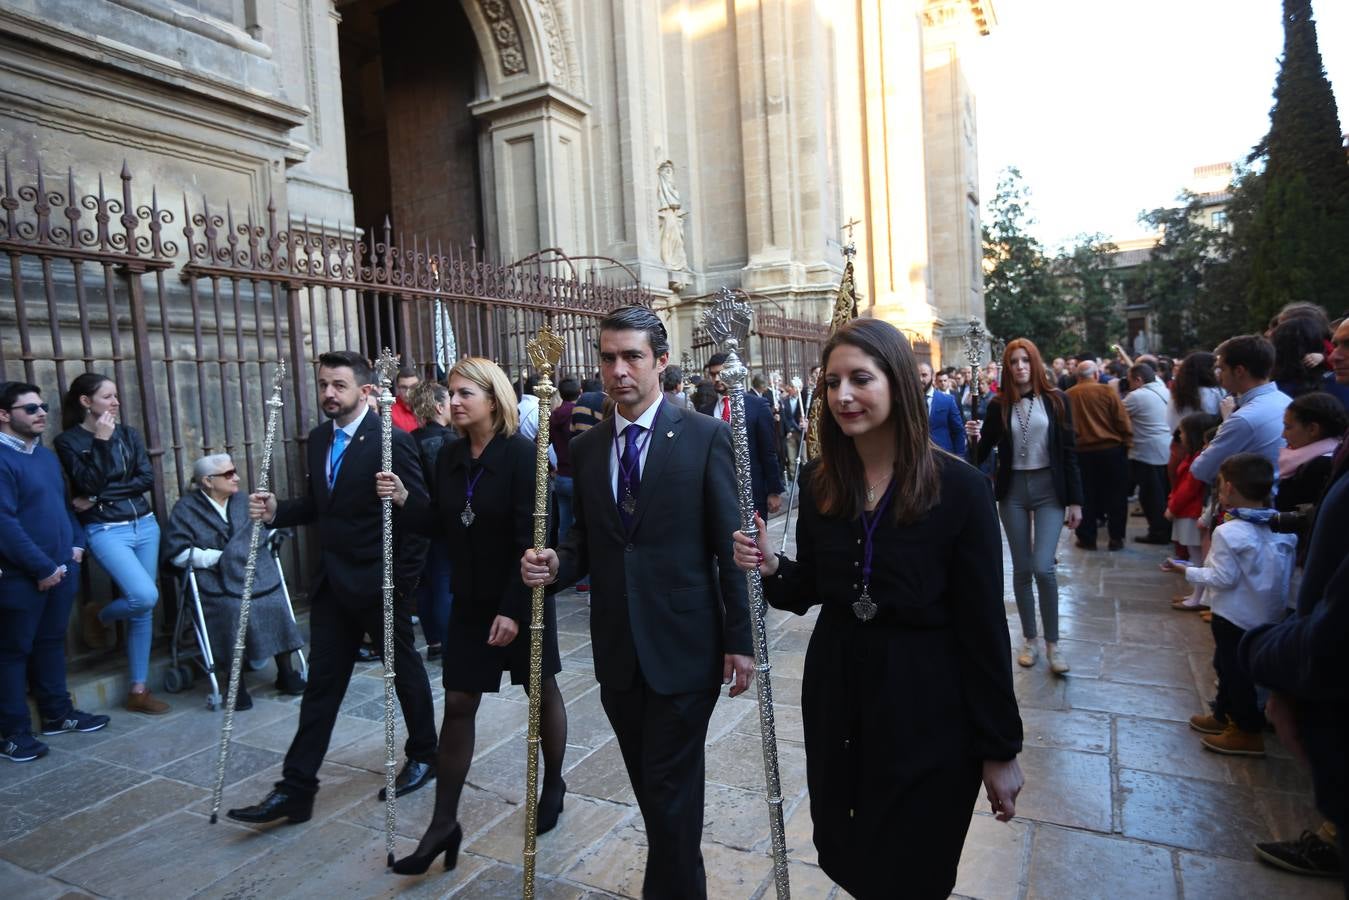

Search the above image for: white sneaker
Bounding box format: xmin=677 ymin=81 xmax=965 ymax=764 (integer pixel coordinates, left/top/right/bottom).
xmin=1017 ymin=642 xmax=1038 ymax=668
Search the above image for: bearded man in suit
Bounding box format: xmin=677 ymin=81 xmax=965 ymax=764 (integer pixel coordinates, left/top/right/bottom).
xmin=522 ymin=307 xmax=753 ymax=900
xmin=228 ymin=350 xmax=437 ymax=825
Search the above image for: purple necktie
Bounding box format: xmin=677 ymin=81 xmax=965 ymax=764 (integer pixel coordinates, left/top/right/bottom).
xmin=618 ymin=423 xmax=644 ymax=529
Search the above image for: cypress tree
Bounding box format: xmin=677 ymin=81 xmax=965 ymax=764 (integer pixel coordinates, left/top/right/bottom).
xmin=1239 ymin=0 xmax=1349 ymax=328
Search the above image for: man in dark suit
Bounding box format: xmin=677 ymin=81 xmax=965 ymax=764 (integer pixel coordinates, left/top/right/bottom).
xmin=698 ymin=353 xmax=784 ymax=516
xmin=228 ymin=351 xmax=438 ymax=825
xmin=919 ymin=363 xmax=967 ymax=455
xmin=778 ymin=379 xmax=805 ymax=480
xmin=522 ymin=307 xmax=753 ymax=900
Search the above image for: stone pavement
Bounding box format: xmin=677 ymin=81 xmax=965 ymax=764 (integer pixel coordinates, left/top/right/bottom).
xmin=1 ymin=512 xmax=1340 ymax=899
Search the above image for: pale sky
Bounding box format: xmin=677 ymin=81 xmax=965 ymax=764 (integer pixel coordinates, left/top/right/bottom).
xmin=975 ymin=0 xmax=1349 ymax=251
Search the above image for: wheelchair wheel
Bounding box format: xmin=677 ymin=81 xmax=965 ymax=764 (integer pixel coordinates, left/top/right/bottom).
xmin=163 ymin=667 xmax=185 ymax=693
xmin=177 ymin=665 xmax=195 ymax=690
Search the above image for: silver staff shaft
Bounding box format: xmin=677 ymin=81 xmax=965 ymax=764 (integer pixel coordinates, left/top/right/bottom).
xmin=376 ymin=351 xmax=398 ymax=867
xmin=727 ymin=375 xmax=791 ymax=899
xmin=210 ymin=360 xmax=286 ymax=824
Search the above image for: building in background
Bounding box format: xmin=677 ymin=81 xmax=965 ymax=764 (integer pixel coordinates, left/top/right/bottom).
xmin=1 ymin=0 xmax=996 ymax=373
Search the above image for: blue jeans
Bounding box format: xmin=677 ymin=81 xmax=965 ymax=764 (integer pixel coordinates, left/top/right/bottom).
xmin=416 ymin=544 xmax=453 ymax=648
xmin=998 ymin=469 xmax=1064 ymax=643
xmin=554 ymin=475 xmax=575 ymax=542
xmin=0 ymin=565 xmax=79 ymax=736
xmin=86 ymin=514 xmax=160 ymax=685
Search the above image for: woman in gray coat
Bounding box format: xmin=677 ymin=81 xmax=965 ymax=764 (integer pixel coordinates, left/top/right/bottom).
xmin=163 ymin=454 xmax=305 ymax=709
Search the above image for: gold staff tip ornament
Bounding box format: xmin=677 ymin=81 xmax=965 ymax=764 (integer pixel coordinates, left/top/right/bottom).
xmin=526 ymin=326 xmax=565 ymax=381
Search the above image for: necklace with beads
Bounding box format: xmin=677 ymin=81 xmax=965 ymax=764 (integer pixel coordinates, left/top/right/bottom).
xmin=1013 ymin=394 xmax=1035 ymax=459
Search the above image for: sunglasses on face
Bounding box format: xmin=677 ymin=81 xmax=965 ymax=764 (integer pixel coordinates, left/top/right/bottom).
xmin=210 ymin=469 xmax=238 ymax=480
xmin=8 ymin=403 xmax=49 ymax=415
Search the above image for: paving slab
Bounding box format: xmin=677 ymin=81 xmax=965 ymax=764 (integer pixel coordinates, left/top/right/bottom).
xmin=1118 ymin=768 xmax=1271 ymax=858
xmin=51 ymin=811 xmax=281 ymax=897
xmin=465 ymin=793 xmax=632 ymax=873
xmin=1018 ymin=707 xmax=1111 ymax=754
xmin=1178 ymin=851 xmax=1343 ymax=900
xmin=0 ymin=777 xmax=206 ymax=873
xmin=1014 ymin=746 xmax=1113 ymax=833
xmin=0 ymin=857 xmax=89 ymax=900
xmin=1026 ymin=823 xmax=1178 ymax=900
xmin=0 ymin=757 xmax=149 ymax=842
xmin=1101 ymin=643 xmax=1197 ymax=689
xmin=1068 ymin=677 xmax=1201 ymax=722
xmin=951 ymin=813 xmax=1028 ymax=900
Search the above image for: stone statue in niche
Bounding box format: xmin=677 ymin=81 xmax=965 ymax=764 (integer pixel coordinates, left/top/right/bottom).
xmin=657 ymin=159 xmax=688 ymax=272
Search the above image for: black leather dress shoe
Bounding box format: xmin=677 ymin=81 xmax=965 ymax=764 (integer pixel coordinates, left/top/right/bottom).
xmin=379 ymin=759 xmax=436 ymax=801
xmin=355 ymin=644 xmax=379 ymax=663
xmin=226 ymin=789 xmax=313 ymax=824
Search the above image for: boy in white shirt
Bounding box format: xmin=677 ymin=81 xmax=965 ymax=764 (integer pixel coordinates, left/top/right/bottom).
xmin=1164 ymin=453 xmax=1296 ymax=757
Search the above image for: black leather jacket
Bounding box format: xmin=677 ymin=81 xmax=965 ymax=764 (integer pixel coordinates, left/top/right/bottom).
xmin=53 ymin=424 xmax=155 ymax=525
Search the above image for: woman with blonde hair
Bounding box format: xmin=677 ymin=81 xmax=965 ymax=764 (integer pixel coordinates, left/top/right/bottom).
xmin=376 ymin=357 xmax=567 ymax=874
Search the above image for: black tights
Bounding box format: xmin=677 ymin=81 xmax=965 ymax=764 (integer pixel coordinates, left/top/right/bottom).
xmin=411 ymin=676 xmax=567 ymax=853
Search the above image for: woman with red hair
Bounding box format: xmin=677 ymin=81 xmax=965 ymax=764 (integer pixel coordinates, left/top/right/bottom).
xmin=967 ymin=339 xmax=1083 ymax=674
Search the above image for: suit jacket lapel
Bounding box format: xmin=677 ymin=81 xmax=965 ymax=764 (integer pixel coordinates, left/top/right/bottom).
xmin=628 ymin=401 xmax=682 ymax=534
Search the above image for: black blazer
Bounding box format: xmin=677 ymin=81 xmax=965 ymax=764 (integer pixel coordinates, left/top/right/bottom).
xmin=272 ymin=409 xmax=428 ymax=607
xmin=696 ymin=392 xmax=784 ymax=516
xmin=54 ymin=424 xmax=155 ymax=525
xmin=556 ymin=401 xmax=751 ymax=695
xmin=971 ymin=391 xmax=1084 ymax=508
xmin=402 ymin=433 xmax=534 ymax=627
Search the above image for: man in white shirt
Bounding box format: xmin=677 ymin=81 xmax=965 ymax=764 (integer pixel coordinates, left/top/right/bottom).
xmin=1124 ymin=363 xmax=1173 ymax=544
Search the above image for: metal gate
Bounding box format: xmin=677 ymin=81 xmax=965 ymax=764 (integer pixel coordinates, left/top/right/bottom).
xmin=0 ymin=158 xmax=649 ymax=627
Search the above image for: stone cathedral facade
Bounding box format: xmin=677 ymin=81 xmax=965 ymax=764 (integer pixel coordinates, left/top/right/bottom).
xmin=0 ymin=0 xmax=994 ymax=368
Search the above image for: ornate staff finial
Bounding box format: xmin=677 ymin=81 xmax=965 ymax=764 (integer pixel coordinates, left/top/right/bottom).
xmin=526 ymin=325 xmax=564 ymax=381
xmin=703 ymin=287 xmax=751 ymax=350
xmin=375 ymin=347 xmax=400 ymax=391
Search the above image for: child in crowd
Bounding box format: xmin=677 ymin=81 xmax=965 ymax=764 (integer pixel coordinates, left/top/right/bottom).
xmin=1166 ymin=413 xmax=1221 ymax=611
xmin=1163 ymin=453 xmax=1296 ymax=757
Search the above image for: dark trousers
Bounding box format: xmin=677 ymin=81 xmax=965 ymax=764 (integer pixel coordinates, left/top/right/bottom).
xmin=415 ymin=546 xmax=453 ymax=649
xmin=1076 ymin=446 xmax=1129 ymax=545
xmin=1211 ymin=614 xmax=1262 ymax=732
xmin=279 ymin=588 xmax=437 ymax=796
xmin=600 ymin=670 xmax=719 ymax=900
xmin=1132 ymin=460 xmax=1172 ymax=540
xmin=0 ymin=569 xmax=78 ymax=736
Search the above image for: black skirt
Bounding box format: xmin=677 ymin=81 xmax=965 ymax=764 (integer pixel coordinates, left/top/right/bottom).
xmin=440 ymin=594 xmax=561 ymax=693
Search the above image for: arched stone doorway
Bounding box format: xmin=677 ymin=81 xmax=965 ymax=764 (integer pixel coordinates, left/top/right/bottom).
xmin=337 ymin=0 xmax=589 ymax=268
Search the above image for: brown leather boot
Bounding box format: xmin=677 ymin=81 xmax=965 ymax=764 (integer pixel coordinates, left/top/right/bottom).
xmin=126 ymin=689 xmax=171 ymax=715
xmin=1201 ymin=722 xmax=1265 ymax=756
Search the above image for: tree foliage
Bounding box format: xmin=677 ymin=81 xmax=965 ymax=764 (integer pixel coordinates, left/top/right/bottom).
xmin=1236 ymin=0 xmax=1349 ymax=327
xmin=1137 ymin=194 xmax=1223 ymax=353
xmin=1056 ymin=234 xmax=1122 ymax=358
xmin=982 ymin=168 xmax=1074 ymax=357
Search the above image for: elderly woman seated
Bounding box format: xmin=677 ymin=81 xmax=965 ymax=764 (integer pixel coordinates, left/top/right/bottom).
xmin=163 ymin=454 xmax=306 ymax=710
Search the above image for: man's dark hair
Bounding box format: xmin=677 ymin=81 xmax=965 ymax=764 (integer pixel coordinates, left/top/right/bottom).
xmin=661 ymin=366 xmax=683 ymax=393
xmin=1218 ymin=452 xmax=1275 ymax=505
xmin=706 ymin=352 xmax=728 ymax=370
xmin=600 ymin=305 xmax=669 ymax=357
xmin=558 ymin=378 xmax=581 ymax=402
xmin=0 ymin=381 xmax=41 ymax=411
xmin=751 ymin=375 xmax=767 ymax=391
xmin=1128 ymin=363 xmax=1156 ymax=384
xmin=397 ymin=365 xmax=418 ymax=380
xmin=318 ymin=350 xmax=374 ymax=386
xmin=581 ymin=378 xmax=603 ymax=393
xmin=1215 ymin=334 xmax=1276 ymax=381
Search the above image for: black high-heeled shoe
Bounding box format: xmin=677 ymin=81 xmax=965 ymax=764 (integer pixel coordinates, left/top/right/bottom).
xmin=390 ymin=823 xmax=462 ymax=875
xmin=538 ymin=779 xmax=566 ymax=836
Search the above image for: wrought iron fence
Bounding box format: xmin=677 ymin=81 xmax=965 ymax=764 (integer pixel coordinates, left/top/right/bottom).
xmin=756 ymin=312 xmax=828 ymax=383
xmin=0 ymin=157 xmax=649 ymax=646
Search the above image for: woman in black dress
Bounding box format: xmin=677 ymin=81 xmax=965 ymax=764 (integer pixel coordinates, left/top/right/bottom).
xmin=377 ymin=358 xmax=567 ymax=874
xmin=733 ymin=319 xmax=1024 ymax=899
